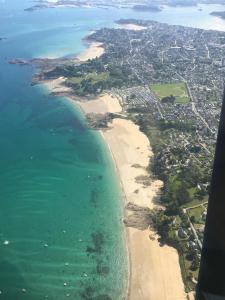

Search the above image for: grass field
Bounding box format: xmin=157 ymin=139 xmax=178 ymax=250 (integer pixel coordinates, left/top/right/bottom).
xmin=66 ymin=72 xmax=109 ymax=85
xmin=86 ymin=72 xmax=109 ymax=82
xmin=150 ymin=82 xmax=190 ymax=104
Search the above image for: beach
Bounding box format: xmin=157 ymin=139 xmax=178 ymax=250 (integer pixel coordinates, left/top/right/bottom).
xmin=78 ymin=93 xmax=122 ymax=114
xmin=42 ymin=39 xmax=186 ymax=299
xmin=102 ymin=116 xmax=186 ymax=300
xmin=77 ymin=41 xmax=105 ymax=61
xmin=43 ymin=76 xmax=72 ymax=93
xmin=117 ymin=23 xmax=147 ymax=31
xmin=73 ymin=93 xmax=187 ymax=299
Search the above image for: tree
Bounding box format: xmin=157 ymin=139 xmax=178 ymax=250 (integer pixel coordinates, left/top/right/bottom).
xmin=190 ymin=215 xmax=196 ymax=223
xmin=176 ymin=185 xmax=191 ymax=205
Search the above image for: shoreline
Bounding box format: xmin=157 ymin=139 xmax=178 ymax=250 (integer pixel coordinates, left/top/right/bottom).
xmin=101 ymin=116 xmax=186 ymax=300
xmin=38 ymin=38 xmax=186 ymax=299
xmin=43 ymin=82 xmax=186 ymax=299
xmin=99 ymin=129 xmax=131 ymax=300
xmin=32 ymin=38 xmax=104 ymax=63
xmin=117 ymin=23 xmax=147 ymax=31
xmin=77 ymin=41 xmax=105 ymax=61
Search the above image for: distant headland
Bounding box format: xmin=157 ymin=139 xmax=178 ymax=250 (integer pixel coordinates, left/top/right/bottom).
xmin=24 ymin=0 xmax=201 ymax=12
xmin=132 ymin=5 xmax=162 ymax=12
xmin=210 ymin=11 xmax=225 ymax=19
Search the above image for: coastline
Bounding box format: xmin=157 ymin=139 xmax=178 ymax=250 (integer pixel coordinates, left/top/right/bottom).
xmin=77 ymin=41 xmax=105 ymax=61
xmin=101 ymin=116 xmax=186 ymax=300
xmin=40 ymin=41 xmax=186 ymax=299
xmin=117 ymin=23 xmax=147 ymax=31
xmin=33 ymin=39 xmax=104 ymax=64
xmin=8 ymin=3 xmax=225 ymax=298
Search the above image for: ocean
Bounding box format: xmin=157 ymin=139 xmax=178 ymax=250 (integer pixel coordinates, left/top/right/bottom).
xmin=0 ymin=1 xmax=225 ymax=299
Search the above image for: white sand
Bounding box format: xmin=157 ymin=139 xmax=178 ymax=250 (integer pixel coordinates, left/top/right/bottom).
xmin=117 ymin=23 xmax=147 ymax=31
xmin=78 ymin=94 xmax=122 ymax=114
xmin=102 ymin=118 xmax=186 ymax=300
xmin=77 ymin=42 xmax=105 ymax=61
xmin=43 ymin=77 xmax=72 ymax=93
xmin=37 ymin=40 xmax=104 ymax=61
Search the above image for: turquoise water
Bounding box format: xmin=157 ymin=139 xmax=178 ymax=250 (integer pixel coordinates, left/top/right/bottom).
xmin=1 ymin=1 xmax=225 ymax=299
xmin=0 ymin=2 xmax=128 ymax=299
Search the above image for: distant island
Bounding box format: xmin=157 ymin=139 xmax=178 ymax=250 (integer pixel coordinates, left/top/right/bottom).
xmin=210 ymin=11 xmax=225 ymax=19
xmin=167 ymin=0 xmax=197 ymax=6
xmin=132 ymin=5 xmax=162 ymax=12
xmin=24 ymin=0 xmax=82 ymax=11
xmin=25 ymin=0 xmax=140 ymax=11
xmin=24 ymin=5 xmax=51 ymax=12
xmin=24 ymin=0 xmax=200 ymax=12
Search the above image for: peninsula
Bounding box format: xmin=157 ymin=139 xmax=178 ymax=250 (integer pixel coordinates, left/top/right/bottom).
xmin=132 ymin=4 xmax=162 ymax=11
xmin=210 ymin=10 xmax=225 ymax=19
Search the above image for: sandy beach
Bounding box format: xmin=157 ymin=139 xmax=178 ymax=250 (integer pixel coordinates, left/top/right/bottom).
xmin=77 ymin=42 xmax=105 ymax=61
xmin=78 ymin=93 xmax=122 ymax=114
xmin=75 ymin=94 xmax=186 ymax=300
xmin=41 ymin=39 xmax=186 ymax=298
xmin=42 ymin=77 xmax=72 ymax=93
xmin=103 ymin=118 xmax=186 ymax=300
xmin=37 ymin=40 xmax=104 ymax=61
xmin=117 ymin=23 xmax=147 ymax=31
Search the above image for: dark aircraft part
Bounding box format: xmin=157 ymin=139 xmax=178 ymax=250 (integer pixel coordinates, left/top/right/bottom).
xmin=196 ymin=89 xmax=225 ymax=300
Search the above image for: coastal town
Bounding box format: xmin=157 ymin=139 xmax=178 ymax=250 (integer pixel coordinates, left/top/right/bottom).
xmin=34 ymin=18 xmax=225 ymax=295
xmin=91 ymin=19 xmax=225 ymax=291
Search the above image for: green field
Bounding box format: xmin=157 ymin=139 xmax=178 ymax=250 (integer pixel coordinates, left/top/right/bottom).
xmin=150 ymin=82 xmax=190 ymax=104
xmin=86 ymin=71 xmax=109 ymax=82
xmin=66 ymin=72 xmax=109 ymax=85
